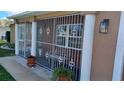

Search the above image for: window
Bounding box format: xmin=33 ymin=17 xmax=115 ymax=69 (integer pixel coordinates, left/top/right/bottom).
xmin=26 ymin=23 xmax=32 ymax=40
xmin=56 ymin=36 xmax=66 ymax=46
xmin=56 ymin=25 xmax=67 ymax=46
xmin=56 ymin=25 xmax=67 ymax=36
xmin=56 ymin=24 xmax=83 ymax=49
xmin=18 ymin=23 xmax=32 ymax=57
xmin=18 ymin=24 xmax=25 ymax=40
xmin=68 ymin=24 xmax=83 ymax=48
xmin=69 ymin=24 xmax=82 ymax=36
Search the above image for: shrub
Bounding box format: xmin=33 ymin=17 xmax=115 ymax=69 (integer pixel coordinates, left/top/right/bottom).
xmin=5 ymin=43 xmax=15 ymax=49
xmin=52 ymin=67 xmax=72 ymax=81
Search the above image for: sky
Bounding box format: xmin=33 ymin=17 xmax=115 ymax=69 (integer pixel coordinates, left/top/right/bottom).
xmin=0 ymin=11 xmax=23 ymax=19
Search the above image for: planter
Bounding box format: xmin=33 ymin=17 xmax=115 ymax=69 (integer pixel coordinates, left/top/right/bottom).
xmin=57 ymin=75 xmax=72 ymax=81
xmin=27 ymin=56 xmax=36 ymax=67
xmin=52 ymin=67 xmax=72 ymax=81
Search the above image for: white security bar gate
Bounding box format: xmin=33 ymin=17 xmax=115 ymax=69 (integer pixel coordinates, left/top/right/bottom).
xmin=18 ymin=23 xmax=32 ymax=58
xmin=36 ymin=14 xmax=84 ymax=80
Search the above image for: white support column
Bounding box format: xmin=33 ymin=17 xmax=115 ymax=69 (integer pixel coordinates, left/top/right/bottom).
xmin=31 ymin=21 xmax=37 ymax=56
xmin=80 ymin=14 xmax=96 ymax=81
xmin=112 ymin=12 xmax=124 ymax=81
xmin=15 ymin=24 xmax=19 ymax=55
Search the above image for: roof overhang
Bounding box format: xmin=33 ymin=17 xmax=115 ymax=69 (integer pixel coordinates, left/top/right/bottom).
xmin=7 ymin=11 xmax=97 ymax=19
xmin=7 ymin=11 xmax=53 ymax=19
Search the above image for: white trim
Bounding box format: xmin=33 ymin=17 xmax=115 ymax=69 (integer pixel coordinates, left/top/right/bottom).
xmin=112 ymin=12 xmax=124 ymax=81
xmin=36 ymin=41 xmax=82 ymax=51
xmin=15 ymin=24 xmax=19 ymax=55
xmin=80 ymin=14 xmax=96 ymax=81
xmin=56 ymin=24 xmax=83 ymax=48
xmin=31 ymin=21 xmax=37 ymax=56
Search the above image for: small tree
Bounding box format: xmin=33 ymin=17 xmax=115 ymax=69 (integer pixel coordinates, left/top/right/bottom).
xmin=6 ymin=31 xmax=10 ymax=43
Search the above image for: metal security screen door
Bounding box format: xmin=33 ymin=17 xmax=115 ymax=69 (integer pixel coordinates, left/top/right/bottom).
xmin=18 ymin=23 xmax=32 ymax=58
xmin=36 ymin=14 xmax=84 ymax=80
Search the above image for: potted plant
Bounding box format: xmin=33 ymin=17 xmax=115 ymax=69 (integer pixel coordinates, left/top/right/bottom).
xmin=27 ymin=55 xmax=36 ymax=67
xmin=52 ymin=67 xmax=72 ymax=81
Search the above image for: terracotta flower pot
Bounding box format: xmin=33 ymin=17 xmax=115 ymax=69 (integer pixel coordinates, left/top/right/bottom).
xmin=27 ymin=56 xmax=36 ymax=67
xmin=57 ymin=75 xmax=71 ymax=81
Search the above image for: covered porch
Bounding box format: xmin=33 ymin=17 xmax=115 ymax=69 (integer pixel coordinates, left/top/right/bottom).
xmin=10 ymin=11 xmax=96 ymax=81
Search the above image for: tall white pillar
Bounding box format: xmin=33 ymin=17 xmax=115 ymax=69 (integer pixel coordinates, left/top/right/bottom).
xmin=31 ymin=21 xmax=37 ymax=56
xmin=15 ymin=24 xmax=19 ymax=55
xmin=80 ymin=14 xmax=96 ymax=81
xmin=112 ymin=12 xmax=124 ymax=81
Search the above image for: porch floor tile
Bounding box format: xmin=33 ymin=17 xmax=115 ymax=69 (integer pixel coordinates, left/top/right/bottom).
xmin=0 ymin=56 xmax=52 ymax=81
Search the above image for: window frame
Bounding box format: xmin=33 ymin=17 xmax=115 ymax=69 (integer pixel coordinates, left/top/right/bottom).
xmin=56 ymin=23 xmax=83 ymax=49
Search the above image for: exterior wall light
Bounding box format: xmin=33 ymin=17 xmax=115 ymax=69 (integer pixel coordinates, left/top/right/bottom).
xmin=99 ymin=19 xmax=109 ymax=34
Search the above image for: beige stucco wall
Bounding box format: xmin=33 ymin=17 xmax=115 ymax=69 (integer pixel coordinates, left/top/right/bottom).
xmin=91 ymin=11 xmax=121 ymax=81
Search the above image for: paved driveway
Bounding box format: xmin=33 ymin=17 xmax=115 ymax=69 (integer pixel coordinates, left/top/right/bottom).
xmin=0 ymin=56 xmax=47 ymax=81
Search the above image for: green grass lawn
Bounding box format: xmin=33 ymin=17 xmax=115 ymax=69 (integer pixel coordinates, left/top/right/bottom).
xmin=0 ymin=40 xmax=6 ymax=44
xmin=0 ymin=40 xmax=15 ymax=57
xmin=0 ymin=65 xmax=15 ymax=81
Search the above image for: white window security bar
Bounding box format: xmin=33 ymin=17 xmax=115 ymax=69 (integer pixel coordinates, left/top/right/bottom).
xmin=34 ymin=14 xmax=84 ymax=80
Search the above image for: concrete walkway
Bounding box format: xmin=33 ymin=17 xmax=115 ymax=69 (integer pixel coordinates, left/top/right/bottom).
xmin=0 ymin=56 xmax=51 ymax=81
